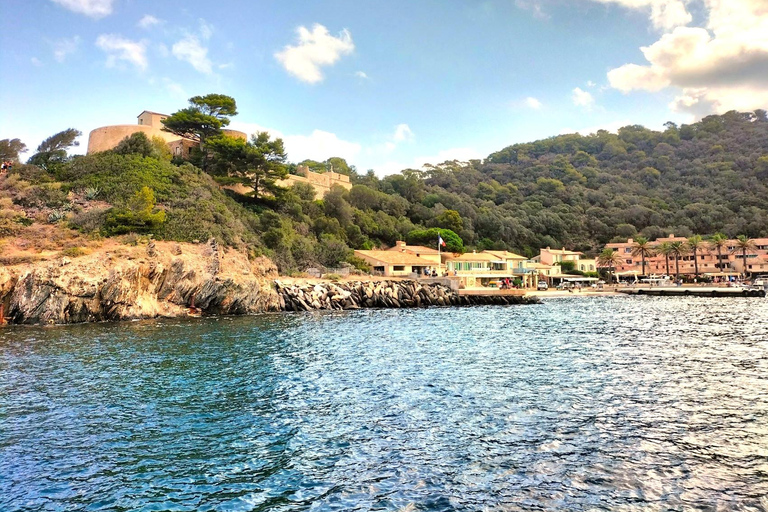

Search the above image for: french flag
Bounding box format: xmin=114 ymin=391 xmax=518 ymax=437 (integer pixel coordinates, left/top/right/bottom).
xmin=438 ymin=235 xmax=446 ymax=247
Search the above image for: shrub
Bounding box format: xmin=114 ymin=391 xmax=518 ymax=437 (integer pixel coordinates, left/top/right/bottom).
xmin=60 ymin=246 xmax=86 ymax=258
xmin=103 ymin=187 xmax=166 ymax=236
xmin=70 ymin=208 xmax=108 ymax=233
xmin=346 ymin=255 xmax=371 ymax=273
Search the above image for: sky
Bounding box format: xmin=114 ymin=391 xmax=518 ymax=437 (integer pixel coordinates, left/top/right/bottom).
xmin=2 ymin=0 xmax=767 ymax=175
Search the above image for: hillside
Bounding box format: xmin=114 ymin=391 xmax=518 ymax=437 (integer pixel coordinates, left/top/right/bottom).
xmin=1 ymin=110 xmax=767 ymax=273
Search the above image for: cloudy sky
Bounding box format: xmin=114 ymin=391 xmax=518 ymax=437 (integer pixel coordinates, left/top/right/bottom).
xmin=2 ymin=0 xmax=767 ymax=174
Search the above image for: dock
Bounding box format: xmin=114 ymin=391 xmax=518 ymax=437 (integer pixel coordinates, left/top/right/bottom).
xmin=458 ymin=288 xmax=526 ymax=297
xmin=619 ymin=287 xmax=766 ymax=297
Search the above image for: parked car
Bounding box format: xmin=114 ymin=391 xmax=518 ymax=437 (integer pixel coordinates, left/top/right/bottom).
xmin=537 ymin=281 xmax=549 ymax=290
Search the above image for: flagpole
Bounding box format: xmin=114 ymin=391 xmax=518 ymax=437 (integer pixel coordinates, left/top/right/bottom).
xmin=438 ymin=234 xmax=441 ymax=275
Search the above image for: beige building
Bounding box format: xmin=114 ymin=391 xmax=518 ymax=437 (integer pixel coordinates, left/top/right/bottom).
xmin=354 ymin=249 xmax=436 ymax=277
xmin=386 ymin=241 xmax=442 ymax=265
xmin=445 ymin=250 xmax=539 ymax=288
xmin=605 ymin=235 xmax=768 ymax=277
xmin=276 ymin=166 xmax=353 ymax=199
xmin=533 ymin=247 xmax=584 ymax=266
xmin=87 ymin=110 xmax=247 ymax=156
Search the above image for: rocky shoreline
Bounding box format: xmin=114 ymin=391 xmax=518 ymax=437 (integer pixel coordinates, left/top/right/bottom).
xmin=275 ymin=280 xmax=537 ymax=312
xmin=0 ymin=243 xmax=536 ymax=326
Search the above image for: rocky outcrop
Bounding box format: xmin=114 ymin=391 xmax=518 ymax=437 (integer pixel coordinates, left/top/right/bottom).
xmin=0 ymin=242 xmax=281 ymax=324
xmin=275 ymin=280 xmax=537 ymax=312
xmin=0 ymin=245 xmax=537 ymax=325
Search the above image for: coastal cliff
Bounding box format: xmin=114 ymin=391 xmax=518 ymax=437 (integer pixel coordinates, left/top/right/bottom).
xmin=0 ymin=241 xmax=537 ymax=325
xmin=0 ymin=240 xmax=282 ymax=324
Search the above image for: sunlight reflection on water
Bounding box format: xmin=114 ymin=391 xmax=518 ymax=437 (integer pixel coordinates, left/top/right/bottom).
xmin=1 ymin=296 xmax=767 ymax=511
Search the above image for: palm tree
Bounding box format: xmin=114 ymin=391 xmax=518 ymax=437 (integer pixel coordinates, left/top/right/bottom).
xmin=731 ymin=235 xmax=757 ymax=279
xmin=709 ymin=233 xmax=728 ymax=273
xmin=656 ymin=242 xmax=673 ymax=276
xmin=687 ymin=235 xmax=705 ymax=279
xmin=597 ymin=248 xmax=624 ymax=283
xmin=668 ymin=241 xmax=689 ymax=279
xmin=631 ymin=236 xmax=654 ymax=276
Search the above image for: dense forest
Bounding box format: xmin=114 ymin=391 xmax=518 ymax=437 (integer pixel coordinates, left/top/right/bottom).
xmin=1 ymin=96 xmax=767 ymax=273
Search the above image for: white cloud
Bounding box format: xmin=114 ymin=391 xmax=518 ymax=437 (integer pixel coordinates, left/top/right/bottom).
xmin=525 ymin=96 xmax=543 ymax=109
xmin=162 ymin=78 xmax=186 ymax=99
xmin=53 ymin=36 xmax=80 ymax=63
xmin=603 ymin=0 xmax=768 ymax=115
xmin=51 ymin=0 xmax=114 ymax=19
xmin=274 ymin=24 xmax=354 ymax=83
xmin=96 ymin=34 xmax=147 ymax=70
xmin=229 ymin=121 xmax=361 ymax=164
xmin=355 ymin=71 xmax=369 ymax=80
xmin=199 ymin=19 xmax=214 ymax=40
xmin=586 ymin=80 xmax=597 ymax=88
xmin=590 ymin=0 xmax=692 ymax=30
xmin=172 ymin=35 xmax=212 ymax=74
xmin=393 ymin=124 xmax=414 ymax=142
xmin=514 ymin=0 xmax=549 ymax=20
xmin=138 ymin=15 xmax=161 ymax=29
xmin=283 ymin=130 xmax=362 ymax=163
xmin=374 ymin=147 xmax=484 ymax=177
xmin=572 ymin=87 xmax=595 ymax=108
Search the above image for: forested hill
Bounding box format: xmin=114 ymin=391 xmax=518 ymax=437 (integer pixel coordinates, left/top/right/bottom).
xmin=2 ymin=108 xmax=767 ymax=274
xmin=374 ymin=109 xmax=768 ymax=256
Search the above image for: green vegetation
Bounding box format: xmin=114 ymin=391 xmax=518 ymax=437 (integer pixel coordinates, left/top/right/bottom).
xmin=3 ymin=98 xmax=768 ymax=276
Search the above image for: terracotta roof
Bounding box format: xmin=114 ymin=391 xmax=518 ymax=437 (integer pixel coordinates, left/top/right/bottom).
xmin=543 ymin=248 xmax=583 ymax=255
xmin=354 ymin=250 xmax=436 ymax=265
xmin=484 ymin=250 xmax=528 ymax=260
xmin=445 ymin=252 xmax=498 ymax=262
xmin=386 ymin=244 xmax=440 ymax=255
xmin=527 ymin=262 xmax=555 ymax=269
xmin=137 ymin=110 xmax=168 ymax=117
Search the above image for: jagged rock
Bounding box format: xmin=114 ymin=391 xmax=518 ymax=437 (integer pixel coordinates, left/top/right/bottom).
xmin=0 ymin=242 xmax=280 ymax=325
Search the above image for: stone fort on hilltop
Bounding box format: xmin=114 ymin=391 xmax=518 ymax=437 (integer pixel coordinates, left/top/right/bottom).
xmin=87 ymin=110 xmax=248 ymax=158
xmin=87 ymin=111 xmax=351 ymax=199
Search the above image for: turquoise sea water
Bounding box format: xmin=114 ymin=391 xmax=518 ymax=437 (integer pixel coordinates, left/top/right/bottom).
xmin=1 ymin=296 xmax=767 ymax=511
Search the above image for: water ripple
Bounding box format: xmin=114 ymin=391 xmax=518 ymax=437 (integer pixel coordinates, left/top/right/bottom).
xmin=1 ymin=297 xmax=768 ymax=511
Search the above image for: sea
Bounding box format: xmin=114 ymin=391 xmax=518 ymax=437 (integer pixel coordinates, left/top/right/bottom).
xmin=1 ymin=296 xmax=767 ymax=511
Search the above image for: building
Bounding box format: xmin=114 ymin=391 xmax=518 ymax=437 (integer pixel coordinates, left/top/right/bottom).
xmin=386 ymin=241 xmax=442 ymax=265
xmin=353 ymin=249 xmax=437 ymax=277
xmin=445 ymin=250 xmax=539 ymax=288
xmin=533 ymin=247 xmax=584 ymax=266
xmin=87 ymin=110 xmax=247 ymax=156
xmin=605 ymin=235 xmax=768 ymax=277
xmin=275 ymin=166 xmax=352 ymax=199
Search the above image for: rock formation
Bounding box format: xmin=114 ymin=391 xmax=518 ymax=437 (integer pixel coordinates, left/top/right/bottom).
xmin=0 ymin=243 xmax=537 ymax=325
xmin=275 ymin=280 xmax=536 ymax=312
xmin=0 ymin=242 xmax=281 ymax=324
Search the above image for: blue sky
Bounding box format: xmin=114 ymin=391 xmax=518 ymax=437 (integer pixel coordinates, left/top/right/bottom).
xmin=2 ymin=0 xmax=767 ymax=174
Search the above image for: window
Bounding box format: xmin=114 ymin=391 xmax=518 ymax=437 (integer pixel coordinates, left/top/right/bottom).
xmin=625 ymin=248 xmax=632 ymax=253
xmin=393 ymin=265 xmax=405 ymax=271
xmin=626 ymin=259 xmax=632 ymax=264
xmin=138 ymin=119 xmax=143 ymax=125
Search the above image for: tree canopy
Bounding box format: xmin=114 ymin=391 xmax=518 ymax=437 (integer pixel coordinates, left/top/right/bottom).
xmin=27 ymin=128 xmax=81 ymax=170
xmin=162 ymin=93 xmax=238 ymax=143
xmin=0 ymin=138 xmax=27 ymax=161
xmin=207 ymin=132 xmax=288 ymax=198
